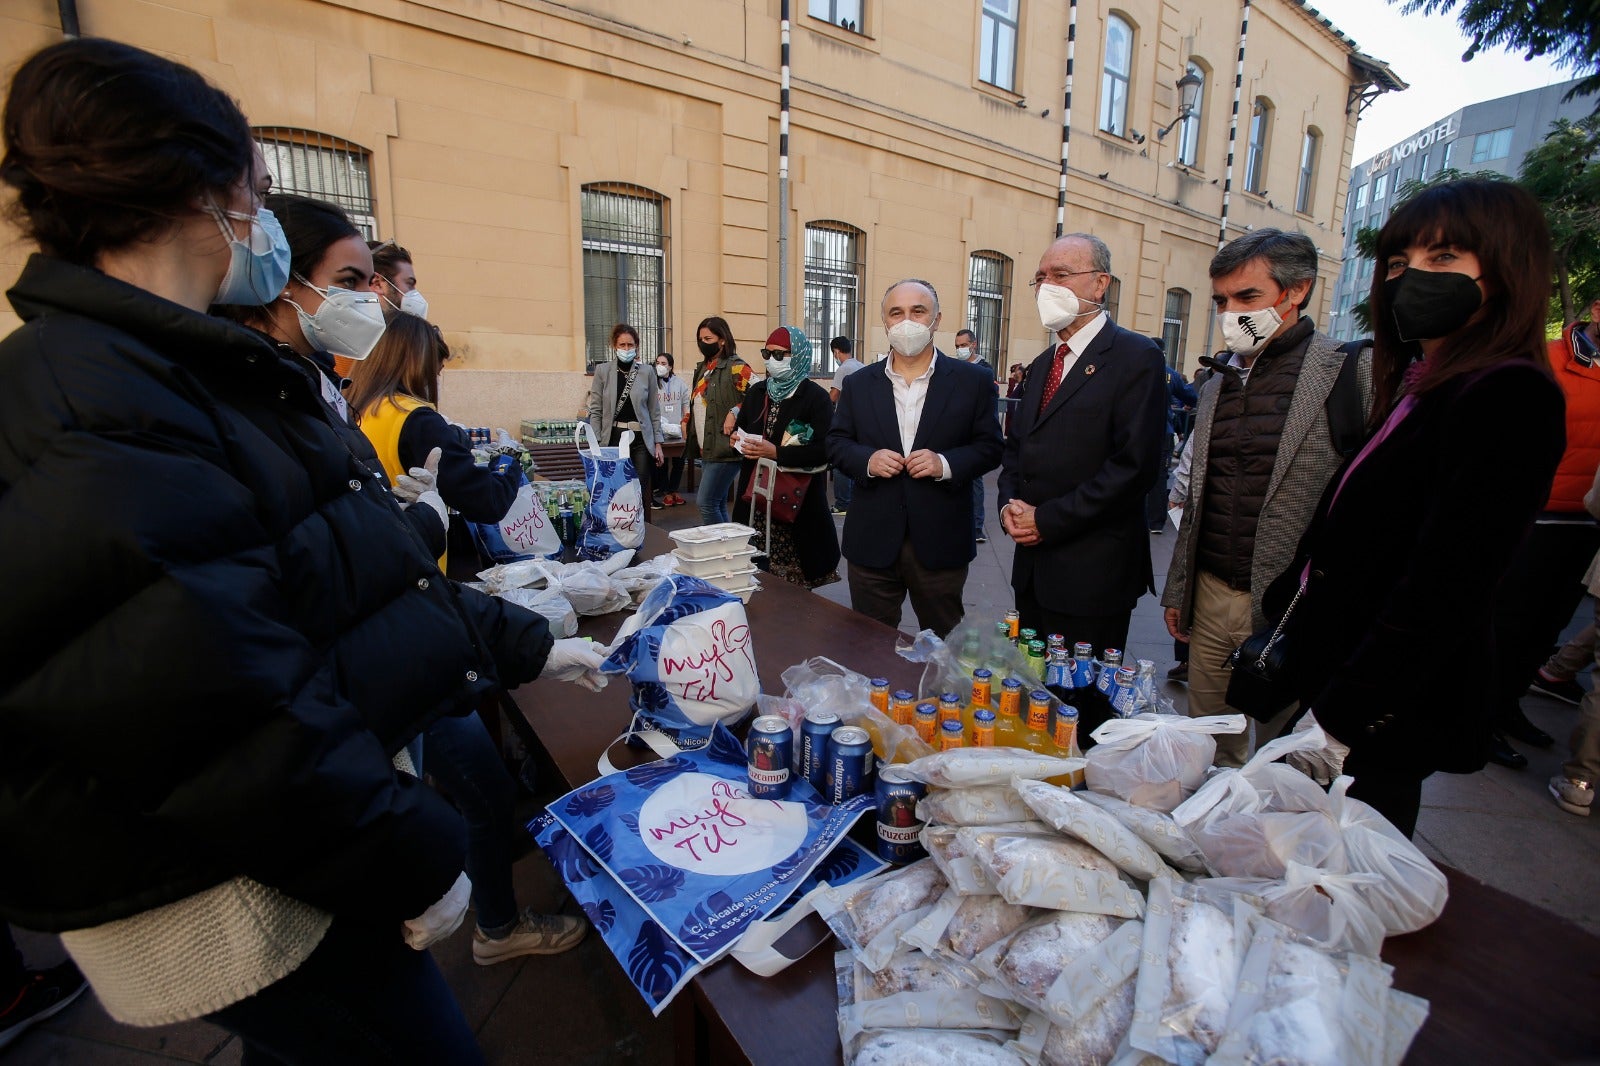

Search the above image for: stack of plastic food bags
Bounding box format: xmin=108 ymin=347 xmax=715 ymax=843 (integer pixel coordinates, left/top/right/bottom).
xmin=816 ymin=727 xmax=1444 ymax=1066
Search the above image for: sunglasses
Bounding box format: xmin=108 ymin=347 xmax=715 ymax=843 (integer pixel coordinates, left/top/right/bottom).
xmin=759 ymin=348 xmax=790 ymax=360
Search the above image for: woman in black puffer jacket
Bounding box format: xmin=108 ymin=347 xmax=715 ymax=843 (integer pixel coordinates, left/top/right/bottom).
xmin=0 ymin=39 xmax=573 ymax=1064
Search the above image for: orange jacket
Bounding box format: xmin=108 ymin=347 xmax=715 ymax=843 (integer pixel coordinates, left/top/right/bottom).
xmin=1545 ymin=322 xmax=1600 ymax=512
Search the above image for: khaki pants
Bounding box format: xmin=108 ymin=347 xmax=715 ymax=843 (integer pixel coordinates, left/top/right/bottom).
xmin=1187 ymin=569 xmax=1296 ymax=767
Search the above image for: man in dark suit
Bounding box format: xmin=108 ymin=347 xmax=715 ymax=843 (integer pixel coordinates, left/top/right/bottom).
xmin=999 ymin=234 xmax=1167 ymax=734
xmin=828 ymin=279 xmax=1004 ymax=636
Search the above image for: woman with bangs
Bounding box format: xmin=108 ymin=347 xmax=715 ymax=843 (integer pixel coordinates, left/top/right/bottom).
xmin=1264 ymin=179 xmax=1566 ymax=836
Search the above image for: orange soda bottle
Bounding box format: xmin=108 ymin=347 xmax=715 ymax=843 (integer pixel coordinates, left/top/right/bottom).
xmin=995 ymin=677 xmax=1026 ymax=747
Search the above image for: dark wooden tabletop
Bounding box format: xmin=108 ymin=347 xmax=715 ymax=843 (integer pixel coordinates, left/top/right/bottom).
xmin=506 ymin=526 xmax=1600 ymax=1066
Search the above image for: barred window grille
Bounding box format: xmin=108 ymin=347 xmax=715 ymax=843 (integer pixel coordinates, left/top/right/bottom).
xmin=1162 ymin=288 xmax=1190 ymax=369
xmin=967 ymin=251 xmax=1011 ymax=368
xmin=254 ymin=128 xmax=377 ymax=238
xmin=804 ymin=222 xmax=865 ymax=375
xmin=582 ymin=184 xmax=670 ymax=371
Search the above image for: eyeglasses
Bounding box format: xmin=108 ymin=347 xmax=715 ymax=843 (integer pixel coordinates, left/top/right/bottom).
xmin=759 ymin=348 xmax=790 ymax=360
xmin=1028 ymin=269 xmax=1106 ymax=289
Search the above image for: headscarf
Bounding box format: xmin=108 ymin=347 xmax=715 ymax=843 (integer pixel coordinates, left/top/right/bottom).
xmin=765 ymin=325 xmax=812 ymax=404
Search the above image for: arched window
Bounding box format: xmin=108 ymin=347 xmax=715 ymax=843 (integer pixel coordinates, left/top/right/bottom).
xmin=966 ymin=251 xmax=1012 ymax=368
xmin=1177 ymin=61 xmax=1205 ymax=167
xmin=581 ymin=183 xmax=670 ymax=371
xmin=1245 ymin=97 xmax=1272 ymax=195
xmin=1296 ymin=128 xmax=1322 ymax=214
xmin=254 ymin=128 xmax=376 ymax=237
xmin=804 ymin=222 xmax=866 ymax=375
xmin=1162 ymin=288 xmax=1190 ymax=369
xmin=1099 ymin=15 xmax=1134 ymax=137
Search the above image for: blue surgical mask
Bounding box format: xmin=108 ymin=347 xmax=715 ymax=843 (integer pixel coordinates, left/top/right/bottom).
xmin=616 ymin=348 xmax=637 ymax=363
xmin=211 ymin=204 xmax=291 ymax=306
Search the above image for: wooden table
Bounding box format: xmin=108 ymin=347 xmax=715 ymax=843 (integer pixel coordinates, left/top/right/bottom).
xmin=507 ymin=527 xmax=1600 ymax=1066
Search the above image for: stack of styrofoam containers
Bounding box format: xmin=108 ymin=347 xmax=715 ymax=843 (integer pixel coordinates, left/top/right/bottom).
xmin=668 ymin=522 xmax=762 ymax=602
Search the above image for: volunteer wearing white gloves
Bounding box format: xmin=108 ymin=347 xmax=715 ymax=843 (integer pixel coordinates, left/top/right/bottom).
xmin=0 ymin=40 xmax=581 ymax=1063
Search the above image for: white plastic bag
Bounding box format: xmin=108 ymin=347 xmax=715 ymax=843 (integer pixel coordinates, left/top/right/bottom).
xmin=1010 ymin=778 xmax=1171 ymax=883
xmin=1172 ymin=727 xmax=1346 ymax=879
xmin=850 ymin=1028 xmax=1026 ymax=1066
xmin=781 ymin=657 xmax=933 ymax=765
xmin=835 ymin=949 xmax=1026 ymax=1052
xmin=1085 ymin=713 xmax=1248 ymax=813
xmin=1130 ymin=875 xmax=1260 ymax=1065
xmin=1075 ymin=791 xmax=1209 ymax=875
xmin=969 ymin=829 xmax=1144 ymax=918
xmin=919 ymin=785 xmax=1039 ymax=827
xmin=815 ymin=860 xmax=949 ymax=972
xmin=497 ymin=585 xmax=578 ymax=638
xmin=901 ymin=887 xmax=1036 ymax=966
xmin=1208 ymin=919 xmax=1395 ymax=1066
xmin=904 ymin=748 xmax=1084 ymax=789
xmin=1201 ymin=862 xmax=1388 ymax=957
xmin=1328 ymin=776 xmax=1448 ymax=935
xmin=534 ymin=560 xmax=631 ymax=616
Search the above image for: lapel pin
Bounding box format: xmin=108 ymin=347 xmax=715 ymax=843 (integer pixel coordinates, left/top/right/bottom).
xmin=1084 ymin=364 xmax=1097 ymax=376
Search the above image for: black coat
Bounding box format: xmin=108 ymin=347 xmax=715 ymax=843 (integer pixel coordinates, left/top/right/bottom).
xmin=827 ymin=354 xmax=1004 ymax=571
xmin=731 ymin=379 xmax=841 ymax=582
xmin=998 ymin=321 xmax=1168 ymax=615
xmin=0 ymin=255 xmax=552 ymax=932
xmin=1264 ymin=361 xmax=1565 ymax=777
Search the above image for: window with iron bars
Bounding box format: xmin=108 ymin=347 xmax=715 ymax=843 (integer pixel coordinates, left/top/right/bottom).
xmin=581 ymin=184 xmax=670 ymax=372
xmin=1161 ymin=288 xmax=1190 ymax=369
xmin=254 ymin=128 xmax=377 ymax=239
xmin=804 ymin=222 xmax=865 ymax=375
xmin=966 ymin=251 xmax=1011 ymax=369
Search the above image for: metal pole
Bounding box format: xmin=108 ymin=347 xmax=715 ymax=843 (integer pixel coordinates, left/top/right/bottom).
xmin=1206 ymin=0 xmax=1251 ymax=356
xmin=1055 ymin=0 xmax=1078 ymax=238
xmin=57 ymin=0 xmax=80 ymax=36
xmin=777 ymin=0 xmax=791 ymax=325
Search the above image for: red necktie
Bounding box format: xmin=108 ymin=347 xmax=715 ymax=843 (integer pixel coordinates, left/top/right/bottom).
xmin=1038 ymin=343 xmax=1069 ymax=412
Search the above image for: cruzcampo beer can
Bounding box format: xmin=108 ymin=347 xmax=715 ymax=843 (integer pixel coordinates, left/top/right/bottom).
xmin=746 ymin=716 xmax=793 ymax=799
xmin=800 ymin=710 xmax=840 ymax=794
xmin=875 ymin=765 xmax=928 ymax=864
xmin=826 ymin=726 xmax=875 ymax=804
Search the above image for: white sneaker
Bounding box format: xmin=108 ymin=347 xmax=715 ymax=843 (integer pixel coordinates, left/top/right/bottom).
xmin=1548 ymin=775 xmax=1593 ymax=817
xmin=472 ymin=910 xmax=588 ymax=965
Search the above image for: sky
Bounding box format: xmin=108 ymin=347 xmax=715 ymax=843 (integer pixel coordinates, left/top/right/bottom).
xmin=1307 ymin=0 xmax=1577 ymax=162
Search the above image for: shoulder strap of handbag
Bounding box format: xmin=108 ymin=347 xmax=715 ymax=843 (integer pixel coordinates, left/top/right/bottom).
xmin=614 ymin=364 xmax=639 ymax=418
xmin=1326 ymin=340 xmax=1369 ymax=458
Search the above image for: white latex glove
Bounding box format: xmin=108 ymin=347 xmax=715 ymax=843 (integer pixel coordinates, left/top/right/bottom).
xmin=394 ymin=447 xmax=443 ymax=503
xmin=402 ymin=871 xmax=471 ymax=950
xmin=543 ymin=636 xmax=609 ymax=691
xmin=1287 ymin=711 xmax=1350 ymax=787
xmin=403 ymin=488 xmax=449 ymax=532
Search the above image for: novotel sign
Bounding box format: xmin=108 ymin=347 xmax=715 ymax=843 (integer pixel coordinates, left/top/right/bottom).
xmin=1371 ymin=118 xmax=1457 ymax=173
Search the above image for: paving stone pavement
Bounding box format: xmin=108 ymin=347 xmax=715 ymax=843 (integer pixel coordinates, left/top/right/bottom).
xmin=9 ymin=468 xmax=1596 ymax=1062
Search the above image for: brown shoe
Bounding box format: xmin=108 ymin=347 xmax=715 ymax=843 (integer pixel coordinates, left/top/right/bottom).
xmin=472 ymin=910 xmax=588 ymax=965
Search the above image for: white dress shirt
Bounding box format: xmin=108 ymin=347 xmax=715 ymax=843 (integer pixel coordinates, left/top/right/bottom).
xmin=883 ymin=350 xmax=952 ymax=480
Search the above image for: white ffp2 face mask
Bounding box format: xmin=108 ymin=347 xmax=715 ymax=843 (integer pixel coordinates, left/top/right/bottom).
xmin=1037 ymin=282 xmax=1097 ymax=333
xmin=288 ymin=278 xmax=387 ymax=360
xmin=886 ymin=320 xmax=933 ymax=358
xmin=399 ymin=289 xmax=429 ymax=319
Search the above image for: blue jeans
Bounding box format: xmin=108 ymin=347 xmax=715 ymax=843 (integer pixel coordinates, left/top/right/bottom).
xmin=207 ymin=915 xmax=484 ymax=1065
xmin=424 ymin=712 xmax=519 ymax=934
xmin=697 ymin=460 xmax=741 ymax=524
xmin=833 ymin=468 xmax=853 ymax=510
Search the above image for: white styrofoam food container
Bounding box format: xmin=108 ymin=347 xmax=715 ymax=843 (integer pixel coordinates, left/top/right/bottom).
xmin=701 ymin=567 xmax=759 ymax=592
xmin=673 ymin=547 xmax=762 ymax=576
xmin=668 ymin=523 xmax=758 ymax=559
xmin=725 ymin=582 xmax=759 ymax=603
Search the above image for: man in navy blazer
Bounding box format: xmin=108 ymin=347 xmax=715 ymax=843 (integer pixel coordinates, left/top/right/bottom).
xmin=828 ymin=279 xmax=1004 ymax=636
xmin=999 ymin=234 xmax=1168 ymax=734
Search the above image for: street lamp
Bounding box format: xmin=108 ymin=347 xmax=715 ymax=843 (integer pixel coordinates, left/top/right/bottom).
xmin=1156 ymin=69 xmax=1204 ymax=141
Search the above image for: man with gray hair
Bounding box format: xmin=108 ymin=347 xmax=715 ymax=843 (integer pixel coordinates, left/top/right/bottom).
xmin=828 ymin=279 xmax=1003 ymax=635
xmin=1161 ymin=227 xmax=1371 ymax=765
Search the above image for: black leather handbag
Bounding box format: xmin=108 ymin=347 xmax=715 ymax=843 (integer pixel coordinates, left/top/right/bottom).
xmin=1224 ymin=580 xmax=1305 ymax=721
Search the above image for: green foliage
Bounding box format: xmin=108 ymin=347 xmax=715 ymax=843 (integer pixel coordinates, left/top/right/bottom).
xmin=1518 ymin=115 xmax=1600 ymax=324
xmin=1397 ymin=0 xmax=1600 ymax=105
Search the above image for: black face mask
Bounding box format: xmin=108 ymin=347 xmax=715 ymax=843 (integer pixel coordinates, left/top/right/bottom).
xmin=1384 ymin=268 xmax=1483 ymax=342
xmin=697 ymin=339 xmax=721 ymax=358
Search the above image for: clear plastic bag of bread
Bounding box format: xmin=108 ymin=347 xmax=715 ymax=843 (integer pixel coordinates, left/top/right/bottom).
xmin=847 ymin=1027 xmax=1028 ymax=1066
xmin=901 ymin=885 xmax=1037 ymax=971
xmin=973 ymin=909 xmax=1143 ymax=1037
xmin=1010 ymin=777 xmax=1171 ymax=882
xmin=1085 ymin=712 xmax=1249 ymax=813
xmin=903 ymin=748 xmax=1085 ymax=790
xmin=1170 ymin=726 xmax=1347 ymax=879
xmin=815 ymin=859 xmax=949 ymax=972
xmin=966 ymin=826 xmax=1145 ymax=918
xmin=919 ymin=784 xmax=1038 ymax=827
xmin=1074 ymin=790 xmax=1210 ymax=875
xmin=834 ymin=948 xmax=1026 ymax=1054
